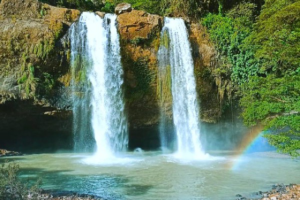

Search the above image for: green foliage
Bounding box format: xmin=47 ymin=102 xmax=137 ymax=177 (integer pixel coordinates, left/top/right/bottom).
xmin=240 ymin=73 xmax=300 ymax=156
xmin=33 ymin=40 xmax=55 ymax=59
xmin=161 ymin=30 xmax=169 ymax=49
xmin=129 ymin=37 xmax=143 ymax=46
xmin=41 ymin=73 xmax=56 ymax=95
xmin=157 ymin=64 xmax=172 ymax=107
xmin=107 ymin=0 xmax=161 ymax=14
xmin=202 ymin=3 xmax=258 ymax=84
xmin=124 ymin=57 xmax=153 ymax=101
xmin=248 ymin=0 xmax=300 ymax=75
xmin=204 ymin=0 xmax=300 ymax=156
xmin=72 ymin=55 xmax=90 ymax=84
xmin=39 ymin=0 xmax=103 ymax=11
xmin=0 ymin=163 xmax=41 ymax=200
xmin=17 ymin=64 xmax=39 ymax=97
xmin=101 ymin=2 xmax=114 ymax=13
xmin=159 ymin=0 xmax=200 ymax=17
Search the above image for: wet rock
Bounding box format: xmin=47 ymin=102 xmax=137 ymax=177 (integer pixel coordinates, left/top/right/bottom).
xmin=115 ymin=3 xmax=132 ymax=15
xmin=189 ymin=22 xmax=221 ymax=122
xmin=117 ymin=10 xmax=162 ymax=40
xmin=95 ymin=11 xmax=105 ymax=18
xmin=237 ymin=184 xmax=300 ymax=200
xmin=0 ymin=149 xmax=22 ymax=157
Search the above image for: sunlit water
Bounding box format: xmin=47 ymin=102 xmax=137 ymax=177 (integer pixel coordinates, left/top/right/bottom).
xmin=3 ymin=151 xmax=299 ymax=200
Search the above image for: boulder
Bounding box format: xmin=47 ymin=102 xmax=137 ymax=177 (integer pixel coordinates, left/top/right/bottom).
xmin=115 ymin=3 xmax=132 ymax=15
xmin=0 ymin=149 xmax=22 ymax=157
xmin=95 ymin=11 xmax=105 ymax=18
xmin=117 ymin=10 xmax=163 ymax=40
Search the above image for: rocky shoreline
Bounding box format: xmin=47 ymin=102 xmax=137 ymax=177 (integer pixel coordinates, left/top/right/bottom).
xmin=0 ymin=149 xmax=22 ymax=157
xmin=37 ymin=192 xmax=105 ymax=200
xmin=236 ymin=184 xmax=300 ymax=200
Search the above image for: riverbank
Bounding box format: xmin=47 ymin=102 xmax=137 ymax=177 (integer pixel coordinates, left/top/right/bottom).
xmin=39 ymin=192 xmax=105 ymax=200
xmin=40 ymin=184 xmax=300 ymax=200
xmin=236 ymin=184 xmax=300 ymax=200
xmin=0 ymin=149 xmax=22 ymax=157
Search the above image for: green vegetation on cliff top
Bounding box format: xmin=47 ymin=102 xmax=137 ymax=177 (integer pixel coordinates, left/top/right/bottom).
xmin=38 ymin=0 xmax=229 ymax=16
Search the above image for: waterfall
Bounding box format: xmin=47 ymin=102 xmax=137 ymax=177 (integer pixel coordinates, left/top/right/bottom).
xmin=69 ymin=12 xmax=128 ymax=159
xmin=158 ymin=17 xmax=206 ymax=158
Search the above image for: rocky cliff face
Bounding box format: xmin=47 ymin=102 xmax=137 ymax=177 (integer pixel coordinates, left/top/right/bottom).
xmin=0 ymin=0 xmax=222 ymax=151
xmin=189 ymin=23 xmax=221 ymax=122
xmin=0 ymin=0 xmax=79 ymax=152
xmin=0 ymin=0 xmax=80 ymax=103
xmin=117 ymin=9 xmax=163 ymax=129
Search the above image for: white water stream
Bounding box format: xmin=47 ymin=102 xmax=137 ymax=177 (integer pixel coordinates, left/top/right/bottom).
xmin=158 ymin=18 xmax=206 ymax=158
xmin=70 ymin=12 xmax=127 ymax=160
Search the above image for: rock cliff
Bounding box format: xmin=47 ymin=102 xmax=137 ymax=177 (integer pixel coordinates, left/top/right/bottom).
xmin=0 ymin=0 xmax=222 ymax=151
xmin=0 ymin=0 xmax=80 ymax=102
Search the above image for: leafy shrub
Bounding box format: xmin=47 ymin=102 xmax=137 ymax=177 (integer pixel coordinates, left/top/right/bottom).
xmin=202 ymin=3 xmax=258 ymax=84
xmin=0 ymin=163 xmax=41 ymax=200
xmin=240 ymin=73 xmax=300 ymax=157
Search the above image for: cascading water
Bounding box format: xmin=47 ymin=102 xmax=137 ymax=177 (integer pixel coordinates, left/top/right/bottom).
xmin=70 ymin=12 xmax=128 ymax=159
xmin=158 ymin=17 xmax=207 ymax=158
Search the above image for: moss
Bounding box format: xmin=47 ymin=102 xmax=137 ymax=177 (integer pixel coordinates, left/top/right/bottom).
xmin=161 ymin=30 xmax=169 ymax=49
xmin=123 ymin=56 xmax=153 ymax=102
xmin=75 ymin=69 xmax=87 ymax=83
xmin=32 ymin=40 xmax=55 ymax=59
xmin=151 ymin=35 xmax=161 ymax=52
xmin=156 ymin=64 xmax=172 ymax=107
xmin=66 ymin=50 xmax=71 ymax=62
xmin=17 ymin=63 xmax=38 ymax=98
xmin=7 ymin=38 xmax=14 ymax=54
xmin=70 ymin=54 xmax=91 ymax=85
xmin=130 ymin=37 xmax=144 ymax=45
xmin=49 ymin=18 xmax=63 ymax=40
xmin=11 ymin=15 xmax=16 ymax=24
xmin=40 ymin=72 xmax=55 ymax=96
xmin=17 ymin=73 xmax=28 ymax=84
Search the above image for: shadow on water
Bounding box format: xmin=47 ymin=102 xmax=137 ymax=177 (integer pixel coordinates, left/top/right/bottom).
xmin=15 ymin=166 xmax=153 ymax=200
xmin=0 ymin=156 xmax=154 ymax=199
xmin=0 ymin=157 xmax=26 ymax=164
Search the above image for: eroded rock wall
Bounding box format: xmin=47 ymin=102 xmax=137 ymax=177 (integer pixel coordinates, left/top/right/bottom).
xmin=0 ymin=0 xmax=80 ymax=103
xmin=0 ymin=0 xmax=79 ymax=152
xmin=117 ymin=10 xmax=163 ymax=129
xmin=189 ymin=23 xmax=221 ymax=123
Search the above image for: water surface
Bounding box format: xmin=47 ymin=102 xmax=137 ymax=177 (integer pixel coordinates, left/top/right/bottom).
xmin=3 ymin=151 xmax=299 ymax=200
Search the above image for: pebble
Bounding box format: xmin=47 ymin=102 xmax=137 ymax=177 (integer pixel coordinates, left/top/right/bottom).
xmin=234 ymin=184 xmax=300 ymax=200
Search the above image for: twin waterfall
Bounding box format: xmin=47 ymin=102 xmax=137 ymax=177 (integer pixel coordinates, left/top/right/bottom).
xmin=158 ymin=18 xmax=205 ymax=158
xmin=70 ymin=13 xmax=206 ymax=160
xmin=70 ymin=12 xmax=127 ymax=159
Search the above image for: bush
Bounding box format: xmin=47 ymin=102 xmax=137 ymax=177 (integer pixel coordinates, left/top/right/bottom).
xmin=0 ymin=163 xmax=41 ymax=200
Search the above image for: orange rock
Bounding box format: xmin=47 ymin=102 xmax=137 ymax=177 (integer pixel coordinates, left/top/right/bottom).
xmin=117 ymin=10 xmax=163 ymax=40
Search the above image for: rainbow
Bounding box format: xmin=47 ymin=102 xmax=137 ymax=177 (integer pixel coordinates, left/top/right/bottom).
xmin=226 ymin=124 xmax=268 ymax=170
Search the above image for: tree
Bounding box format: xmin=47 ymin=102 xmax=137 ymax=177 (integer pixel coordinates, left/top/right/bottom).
xmin=240 ymin=74 xmax=300 ymax=156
